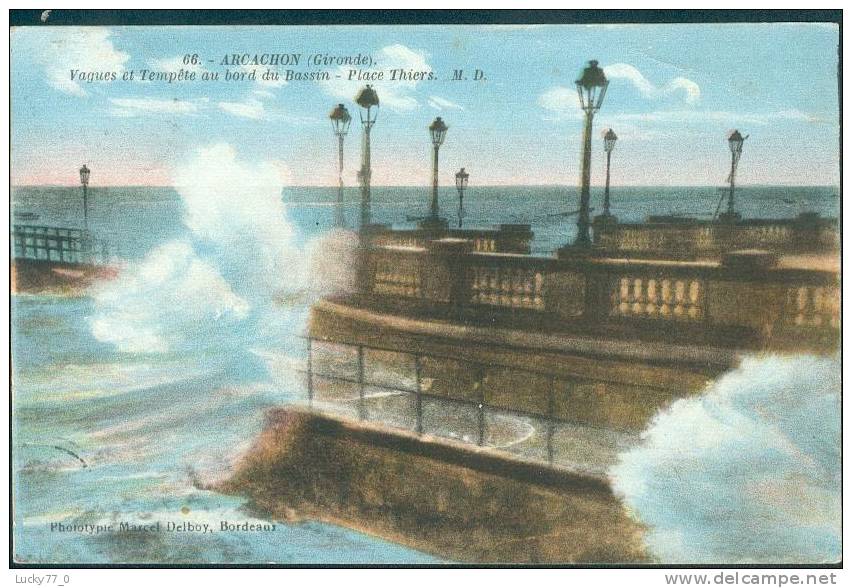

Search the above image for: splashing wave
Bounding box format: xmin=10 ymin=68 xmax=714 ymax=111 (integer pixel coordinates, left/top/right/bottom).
xmin=610 ymin=354 xmax=840 ymax=564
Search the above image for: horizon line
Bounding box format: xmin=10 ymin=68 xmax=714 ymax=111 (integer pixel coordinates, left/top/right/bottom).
xmin=11 ymin=183 xmax=841 ymax=189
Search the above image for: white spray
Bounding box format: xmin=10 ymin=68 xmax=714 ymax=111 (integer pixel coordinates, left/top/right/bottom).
xmin=610 ymin=354 xmax=840 ymax=564
xmin=89 ymin=144 xmax=358 ymax=354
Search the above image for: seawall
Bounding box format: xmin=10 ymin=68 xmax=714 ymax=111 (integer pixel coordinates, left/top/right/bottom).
xmin=309 ymin=298 xmax=727 ymax=432
xmin=11 ymin=258 xmax=118 ymax=294
xmin=220 ymin=406 xmax=650 ymax=564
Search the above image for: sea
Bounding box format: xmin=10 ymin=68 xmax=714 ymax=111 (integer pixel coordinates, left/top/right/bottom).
xmin=10 ymin=184 xmax=839 ymax=564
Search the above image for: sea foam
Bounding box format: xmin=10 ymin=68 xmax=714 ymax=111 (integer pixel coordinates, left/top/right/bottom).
xmin=610 ymin=354 xmax=841 ymax=564
xmin=89 ymin=144 xmax=356 ymax=354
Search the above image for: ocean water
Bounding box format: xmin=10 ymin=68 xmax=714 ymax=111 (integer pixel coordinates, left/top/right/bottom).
xmin=12 ymin=184 xmax=839 ymax=257
xmin=10 ymin=184 xmax=839 ymax=564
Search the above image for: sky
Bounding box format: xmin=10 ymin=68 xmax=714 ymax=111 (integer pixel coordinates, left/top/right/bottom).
xmin=10 ymin=23 xmax=840 ymax=187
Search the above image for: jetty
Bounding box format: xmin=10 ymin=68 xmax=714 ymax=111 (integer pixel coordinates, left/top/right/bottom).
xmin=10 ymin=166 xmax=118 ymax=294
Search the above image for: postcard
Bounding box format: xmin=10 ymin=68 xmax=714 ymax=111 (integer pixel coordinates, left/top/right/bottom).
xmin=9 ymin=10 xmax=841 ymax=567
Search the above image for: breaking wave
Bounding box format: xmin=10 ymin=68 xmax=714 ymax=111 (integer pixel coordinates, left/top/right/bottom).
xmin=89 ymin=144 xmax=357 ymax=354
xmin=610 ymin=354 xmax=841 ymax=564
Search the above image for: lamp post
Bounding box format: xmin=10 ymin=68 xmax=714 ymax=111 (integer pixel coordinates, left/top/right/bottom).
xmin=720 ymin=129 xmax=747 ymax=222
xmin=427 ymin=117 xmax=448 ymax=223
xmin=601 ymin=128 xmax=618 ymax=218
xmin=329 ymin=103 xmax=352 ymax=228
xmin=573 ymin=60 xmax=609 ymax=247
xmin=79 ymin=164 xmax=90 ymax=231
xmin=355 ymin=85 xmax=379 ymax=230
xmin=455 ymin=167 xmax=469 ymax=228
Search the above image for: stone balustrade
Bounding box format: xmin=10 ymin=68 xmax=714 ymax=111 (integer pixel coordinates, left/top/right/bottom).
xmin=470 ymin=264 xmax=545 ymax=310
xmin=366 ymin=223 xmax=533 ymax=255
xmin=362 ymin=239 xmax=839 ymax=352
xmin=593 ymin=213 xmax=838 ymax=259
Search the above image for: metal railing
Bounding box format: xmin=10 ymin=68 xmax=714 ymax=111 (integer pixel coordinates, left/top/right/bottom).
xmin=10 ymin=224 xmax=110 ymax=265
xmin=294 ymin=333 xmax=644 ymax=474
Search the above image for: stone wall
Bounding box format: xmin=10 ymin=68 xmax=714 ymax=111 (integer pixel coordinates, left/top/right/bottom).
xmin=310 ymin=299 xmax=723 ymax=433
xmin=220 ymin=407 xmax=650 ymax=564
xmin=10 ymin=258 xmax=118 ymax=294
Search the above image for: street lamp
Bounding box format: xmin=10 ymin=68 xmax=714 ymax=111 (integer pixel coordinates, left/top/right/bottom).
xmin=329 ymin=103 xmax=352 ymax=228
xmin=427 ymin=117 xmax=448 ymax=223
xmin=720 ymin=129 xmax=748 ymax=222
xmin=355 ymin=85 xmax=379 ymax=230
xmin=601 ymin=128 xmax=618 ymax=218
xmin=455 ymin=167 xmax=469 ymax=228
xmin=574 ymin=60 xmax=609 ymax=247
xmin=79 ymin=164 xmax=90 ymax=231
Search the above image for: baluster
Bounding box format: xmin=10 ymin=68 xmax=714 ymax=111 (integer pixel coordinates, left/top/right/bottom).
xmin=619 ymin=277 xmax=630 ymax=315
xmin=522 ymin=270 xmax=533 ymax=307
xmin=632 ymin=278 xmax=643 ymax=315
xmin=660 ymin=279 xmax=672 ymax=318
xmin=812 ymin=287 xmax=824 ymax=326
xmin=673 ymin=280 xmax=686 ymax=319
xmin=511 ymin=270 xmax=523 ymax=307
xmin=501 ymin=270 xmax=512 ymax=306
xmin=470 ymin=267 xmax=479 ymax=302
xmin=646 ymin=279 xmax=658 ymax=316
xmin=534 ymin=272 xmax=544 ymax=309
xmin=795 ymin=287 xmax=808 ymax=326
xmin=688 ymin=280 xmax=702 ymax=319
xmin=491 ymin=269 xmax=501 ymax=305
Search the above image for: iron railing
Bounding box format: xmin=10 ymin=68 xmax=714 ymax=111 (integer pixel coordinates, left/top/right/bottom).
xmin=10 ymin=224 xmax=110 ymax=265
xmin=292 ymin=333 xmax=645 ymax=474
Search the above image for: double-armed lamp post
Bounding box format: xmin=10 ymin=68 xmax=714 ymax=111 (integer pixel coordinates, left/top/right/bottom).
xmin=355 ymin=85 xmax=379 ymax=230
xmin=455 ymin=167 xmax=469 ymax=228
xmin=79 ymin=164 xmax=90 ymax=231
xmin=329 ymin=104 xmax=352 ymax=228
xmin=573 ymin=60 xmax=609 ymax=248
xmin=720 ymin=129 xmax=747 ymax=223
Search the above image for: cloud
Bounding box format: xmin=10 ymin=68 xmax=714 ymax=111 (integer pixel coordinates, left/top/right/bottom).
xmin=217 ymin=98 xmax=265 ymax=119
xmin=109 ymin=94 xmax=273 ymax=121
xmin=538 ymin=85 xmax=829 ymax=129
xmin=215 ymin=94 xmax=318 ymax=124
xmin=604 ymin=63 xmax=701 ymax=104
xmin=428 ymin=95 xmax=463 ymax=111
xmin=109 ymin=97 xmax=200 ymax=117
xmin=607 ymin=109 xmax=831 ymax=126
xmin=319 ymin=44 xmax=431 ymax=111
xmin=611 ymin=354 xmax=840 ymax=564
xmin=33 ymin=27 xmax=129 ymax=96
xmin=538 ymin=63 xmax=700 ymax=112
xmin=252 ymin=68 xmax=288 ymax=88
xmin=537 ymin=87 xmax=582 ymax=116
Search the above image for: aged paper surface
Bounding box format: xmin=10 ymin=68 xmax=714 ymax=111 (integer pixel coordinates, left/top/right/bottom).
xmin=9 ymin=9 xmax=841 ymax=568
